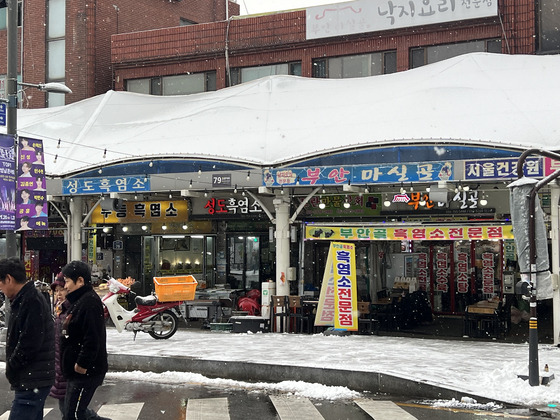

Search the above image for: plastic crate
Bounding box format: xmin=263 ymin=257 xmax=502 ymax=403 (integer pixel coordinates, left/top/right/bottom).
xmin=153 ymin=275 xmax=198 ymax=302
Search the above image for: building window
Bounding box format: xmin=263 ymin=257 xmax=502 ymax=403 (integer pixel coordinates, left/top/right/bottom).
xmin=46 ymin=0 xmax=66 ymax=107
xmin=229 ymin=62 xmax=302 ymax=86
xmin=126 ymin=71 xmax=216 ymax=95
xmin=410 ymin=39 xmax=502 ymax=69
xmin=312 ymin=51 xmax=397 ymax=79
xmin=0 ymin=1 xmax=22 ymax=30
xmin=538 ymin=0 xmax=560 ymax=53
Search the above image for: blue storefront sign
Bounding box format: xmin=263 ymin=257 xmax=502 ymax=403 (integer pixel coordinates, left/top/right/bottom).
xmin=263 ymin=161 xmax=454 ymax=186
xmin=62 ymin=176 xmax=151 ymax=195
xmin=464 ymin=157 xmax=542 ymax=180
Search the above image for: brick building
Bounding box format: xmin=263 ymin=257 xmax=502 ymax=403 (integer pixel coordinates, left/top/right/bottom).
xmin=0 ymin=0 xmax=239 ymax=107
xmin=112 ymin=0 xmax=559 ymax=94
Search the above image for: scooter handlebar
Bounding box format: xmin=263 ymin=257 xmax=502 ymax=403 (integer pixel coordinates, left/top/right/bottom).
xmin=107 ymin=277 xmax=130 ymax=294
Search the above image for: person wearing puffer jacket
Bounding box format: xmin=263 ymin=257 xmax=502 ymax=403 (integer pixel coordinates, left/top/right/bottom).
xmin=49 ymin=273 xmax=108 ymax=420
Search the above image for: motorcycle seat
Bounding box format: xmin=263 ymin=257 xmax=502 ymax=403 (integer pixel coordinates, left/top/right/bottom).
xmin=135 ymin=295 xmax=157 ymax=306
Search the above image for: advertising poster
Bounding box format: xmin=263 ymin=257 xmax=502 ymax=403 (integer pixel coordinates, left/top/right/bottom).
xmin=16 ymin=136 xmax=48 ymax=230
xmin=0 ymin=134 xmax=16 ymax=230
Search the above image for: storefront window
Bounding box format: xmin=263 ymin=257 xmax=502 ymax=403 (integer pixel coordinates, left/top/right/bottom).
xmin=156 ymin=235 xmax=210 ymax=286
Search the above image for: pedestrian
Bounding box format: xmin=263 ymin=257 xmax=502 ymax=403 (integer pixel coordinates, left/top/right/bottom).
xmin=0 ymin=257 xmax=55 ymax=420
xmin=50 ymin=273 xmax=107 ymax=420
xmin=61 ymin=261 xmax=110 ymax=420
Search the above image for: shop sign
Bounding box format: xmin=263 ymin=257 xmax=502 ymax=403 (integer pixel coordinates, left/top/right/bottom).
xmin=315 ymin=242 xmax=358 ymax=331
xmin=264 ymin=161 xmax=453 ymax=187
xmin=456 ymin=252 xmax=469 ymax=293
xmin=306 ymin=0 xmax=497 ymax=40
xmin=212 ymin=174 xmax=231 ymax=187
xmin=435 ymin=252 xmax=449 ymax=292
xmin=62 ymin=175 xmax=150 ymax=195
xmin=464 ymin=157 xmax=542 ymax=180
xmin=417 ymin=252 xmax=428 ymax=291
xmin=544 ymin=157 xmax=560 ymax=176
xmin=482 ymin=252 xmax=495 ymax=294
xmin=305 ymin=225 xmax=513 ymax=241
xmin=203 ymin=196 xmax=263 ymax=215
xmin=91 ymin=200 xmax=188 ymax=223
xmin=303 ymin=194 xmax=381 ymax=216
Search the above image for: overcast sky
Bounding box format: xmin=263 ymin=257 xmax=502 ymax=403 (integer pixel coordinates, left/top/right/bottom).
xmin=238 ymin=0 xmax=344 ymax=15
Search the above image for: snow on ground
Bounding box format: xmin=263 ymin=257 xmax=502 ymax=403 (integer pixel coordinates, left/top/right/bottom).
xmin=105 ymin=328 xmax=560 ymax=407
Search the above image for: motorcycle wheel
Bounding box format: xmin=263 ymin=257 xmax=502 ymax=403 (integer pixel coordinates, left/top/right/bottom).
xmin=148 ymin=310 xmax=178 ymax=339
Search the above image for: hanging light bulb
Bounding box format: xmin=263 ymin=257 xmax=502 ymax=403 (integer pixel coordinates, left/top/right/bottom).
xmin=364 ymin=185 xmax=369 ymax=194
xmin=463 ymin=185 xmax=470 ymax=192
xmin=319 ymin=200 xmax=326 ymax=210
xmin=198 ymin=166 xmax=202 ymax=176
xmin=98 ymin=168 xmax=103 ymax=174
xmin=182 ymin=224 xmax=188 ymax=230
xmin=343 ymin=198 xmax=351 ymax=209
xmin=242 ymin=189 xmax=246 ymax=197
xmin=103 ymin=149 xmax=107 ymax=159
xmin=234 ymin=184 xmax=238 ymax=193
xmin=122 ymin=226 xmax=129 ymax=232
xmin=189 ymin=179 xmax=193 ymax=188
xmin=141 ymin=225 xmax=148 ymax=231
xmin=149 ymin=160 xmax=153 ymax=167
xmin=384 ymin=200 xmax=391 ymax=207
xmin=480 ymin=194 xmax=488 ymax=206
xmin=169 ymin=191 xmax=172 ymax=199
xmin=280 ymin=186 xmax=284 ymax=195
xmin=53 ymin=154 xmax=58 ymax=164
xmin=400 ymin=184 xmax=406 ymax=194
xmin=57 ymin=139 xmax=61 ymax=148
xmin=204 ymin=190 xmax=208 ymax=197
xmin=246 ymin=171 xmax=251 ymax=181
xmin=162 ymin=224 xmax=167 ymax=231
xmin=321 ymin=186 xmax=326 ymax=194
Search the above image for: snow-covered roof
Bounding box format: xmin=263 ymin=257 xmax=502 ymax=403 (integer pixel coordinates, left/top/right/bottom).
xmin=5 ymin=52 xmax=560 ymax=177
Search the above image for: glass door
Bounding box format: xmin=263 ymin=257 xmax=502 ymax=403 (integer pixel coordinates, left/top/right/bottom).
xmin=227 ymin=235 xmax=261 ymax=290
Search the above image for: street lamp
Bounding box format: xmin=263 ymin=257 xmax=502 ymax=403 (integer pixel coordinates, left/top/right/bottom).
xmin=4 ymin=0 xmax=72 ymax=258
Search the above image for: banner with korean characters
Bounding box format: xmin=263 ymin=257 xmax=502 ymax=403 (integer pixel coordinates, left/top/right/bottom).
xmin=315 ymin=242 xmax=358 ymax=331
xmin=263 ymin=161 xmax=454 ymax=187
xmin=91 ymin=200 xmax=188 ymax=223
xmin=17 ymin=137 xmax=47 ymax=231
xmin=544 ymin=157 xmax=560 ymax=176
xmin=305 ymin=225 xmax=513 ymax=241
xmin=0 ymin=134 xmax=16 ymax=230
xmin=62 ymin=175 xmax=150 ymax=195
xmin=464 ymin=157 xmax=542 ymax=180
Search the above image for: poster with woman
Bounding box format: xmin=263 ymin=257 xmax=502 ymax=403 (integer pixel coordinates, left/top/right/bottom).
xmin=16 ymin=136 xmax=48 ymax=230
xmin=0 ymin=134 xmax=16 ymax=230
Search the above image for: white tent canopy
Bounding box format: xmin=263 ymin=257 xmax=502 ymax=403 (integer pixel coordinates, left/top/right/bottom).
xmin=3 ymin=52 xmax=559 ymax=177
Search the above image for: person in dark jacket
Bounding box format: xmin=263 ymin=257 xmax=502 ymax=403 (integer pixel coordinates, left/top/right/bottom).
xmin=50 ymin=273 xmax=105 ymax=420
xmin=0 ymin=257 xmax=55 ymax=420
xmin=61 ymin=261 xmax=110 ymax=420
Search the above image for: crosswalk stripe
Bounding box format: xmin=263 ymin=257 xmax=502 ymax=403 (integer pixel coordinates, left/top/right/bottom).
xmin=186 ymin=397 xmax=230 ymax=420
xmin=355 ymin=400 xmax=418 ymax=420
xmin=96 ymin=402 xmax=144 ymax=420
xmin=0 ymin=408 xmax=52 ymax=419
xmin=269 ymin=395 xmax=324 ymax=420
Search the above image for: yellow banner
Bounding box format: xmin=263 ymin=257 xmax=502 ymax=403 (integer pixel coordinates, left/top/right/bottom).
xmin=92 ymin=200 xmax=188 ymax=224
xmin=306 ymin=225 xmax=513 ymax=241
xmin=332 ymin=242 xmax=358 ymax=331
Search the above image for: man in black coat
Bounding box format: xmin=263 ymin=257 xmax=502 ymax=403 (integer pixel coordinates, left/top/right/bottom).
xmin=61 ymin=260 xmax=109 ymax=420
xmin=0 ymin=257 xmax=55 ymax=420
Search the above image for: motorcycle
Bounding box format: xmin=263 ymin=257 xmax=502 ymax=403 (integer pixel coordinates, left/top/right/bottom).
xmin=102 ymin=278 xmax=184 ymax=340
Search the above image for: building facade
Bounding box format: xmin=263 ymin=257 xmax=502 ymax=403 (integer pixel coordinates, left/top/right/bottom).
xmin=0 ymin=0 xmax=239 ymax=107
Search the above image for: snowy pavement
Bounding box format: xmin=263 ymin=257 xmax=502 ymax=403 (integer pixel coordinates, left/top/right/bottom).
xmin=105 ymin=328 xmax=560 ymax=407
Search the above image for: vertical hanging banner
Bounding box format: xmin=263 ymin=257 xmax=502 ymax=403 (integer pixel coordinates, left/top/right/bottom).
xmin=315 ymin=242 xmax=358 ymax=330
xmin=0 ymin=134 xmax=16 ymax=230
xmin=16 ymin=137 xmax=48 ymax=231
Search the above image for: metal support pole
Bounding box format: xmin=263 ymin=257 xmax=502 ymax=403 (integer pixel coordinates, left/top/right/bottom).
xmin=274 ymin=195 xmax=291 ymax=297
xmin=69 ymin=197 xmax=83 ymax=261
xmin=517 ymin=148 xmax=560 ymax=386
xmin=4 ymin=0 xmax=19 ymax=258
xmin=551 ymin=182 xmax=560 ymax=346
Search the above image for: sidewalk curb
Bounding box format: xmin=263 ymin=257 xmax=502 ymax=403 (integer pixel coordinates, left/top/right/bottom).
xmin=108 ymin=353 xmax=498 ymax=404
xmin=0 ymin=344 xmax=503 ymax=405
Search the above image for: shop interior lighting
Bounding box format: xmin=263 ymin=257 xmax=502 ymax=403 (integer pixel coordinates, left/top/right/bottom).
xmin=102 ymin=227 xmax=110 ymax=233
xmin=122 ymin=226 xmax=129 ymax=232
